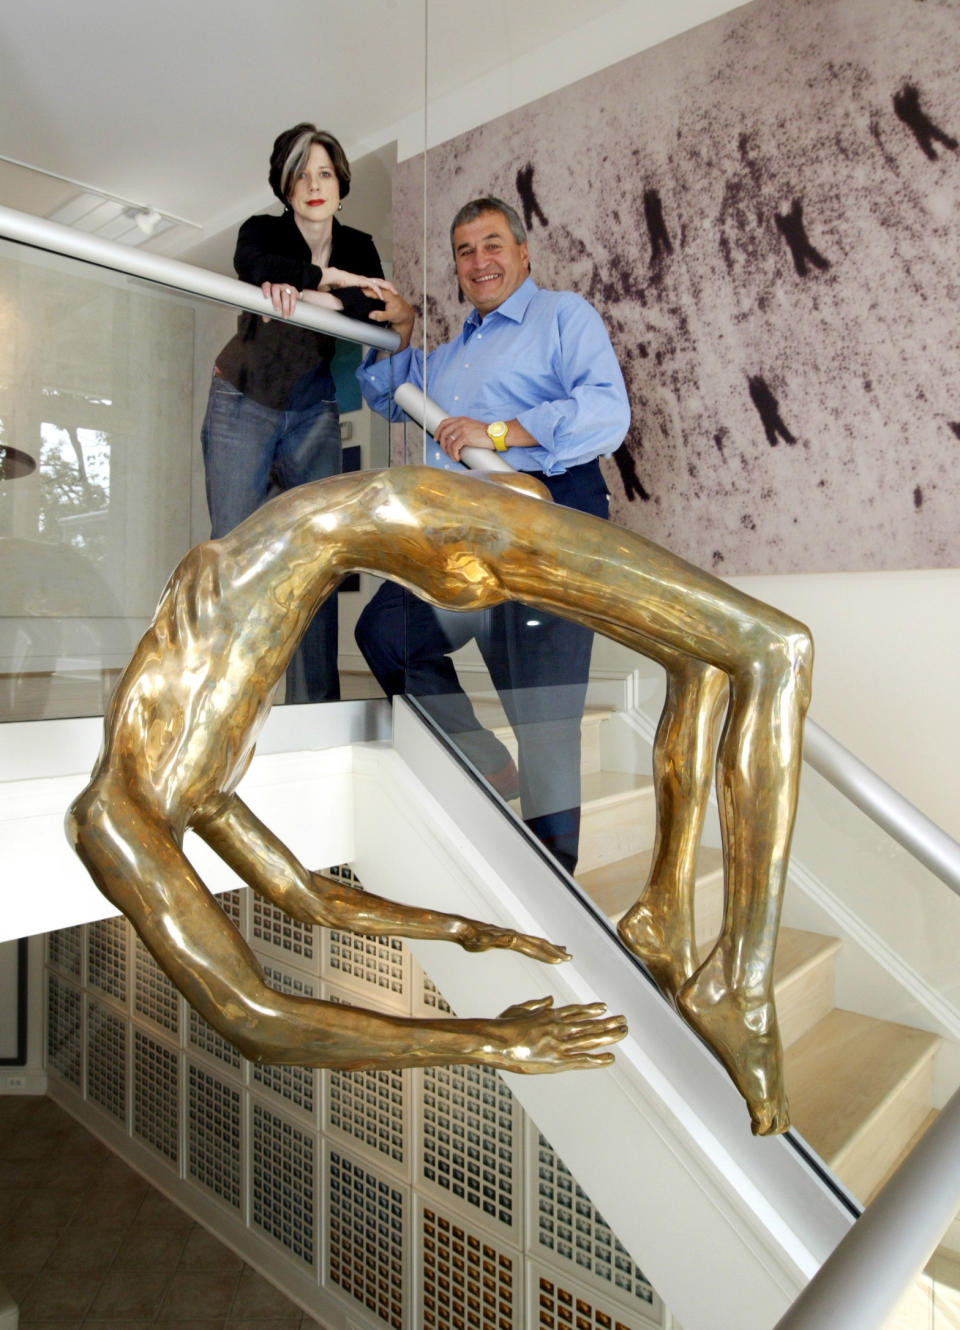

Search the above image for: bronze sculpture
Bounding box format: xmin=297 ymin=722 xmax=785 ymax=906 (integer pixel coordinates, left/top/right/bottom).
xmin=67 ymin=465 xmax=811 ymax=1131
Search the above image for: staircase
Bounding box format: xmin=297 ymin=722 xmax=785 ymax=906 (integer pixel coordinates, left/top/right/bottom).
xmin=471 ymin=698 xmax=948 ymax=1215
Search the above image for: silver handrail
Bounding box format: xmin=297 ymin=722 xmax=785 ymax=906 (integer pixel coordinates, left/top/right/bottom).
xmin=803 ymin=718 xmax=960 ymax=898
xmin=773 ymin=1082 xmax=960 ymax=1329
xmin=0 ymin=201 xmax=401 ymax=353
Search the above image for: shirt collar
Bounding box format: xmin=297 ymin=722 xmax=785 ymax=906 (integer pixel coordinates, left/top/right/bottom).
xmin=462 ymin=276 xmax=537 ymax=340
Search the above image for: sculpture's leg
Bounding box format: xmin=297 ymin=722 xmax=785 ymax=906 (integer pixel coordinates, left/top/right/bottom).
xmin=676 ymin=623 xmax=813 ymax=1135
xmin=617 ymin=655 xmax=727 ymax=1000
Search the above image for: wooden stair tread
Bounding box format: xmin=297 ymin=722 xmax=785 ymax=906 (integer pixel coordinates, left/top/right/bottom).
xmin=467 ymin=699 xmax=613 ymax=734
xmin=774 ymin=926 xmax=842 ymax=986
xmin=579 ymin=769 xmax=654 ymax=806
xmin=576 ymin=846 xmax=722 ymax=920
xmin=787 ymin=1009 xmax=941 ymax=1180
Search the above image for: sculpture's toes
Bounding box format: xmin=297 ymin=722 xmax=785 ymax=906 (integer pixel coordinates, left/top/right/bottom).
xmin=677 ymin=963 xmax=790 ymax=1136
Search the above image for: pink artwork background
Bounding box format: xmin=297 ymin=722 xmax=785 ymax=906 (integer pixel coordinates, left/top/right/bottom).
xmin=393 ymin=0 xmax=960 ymax=575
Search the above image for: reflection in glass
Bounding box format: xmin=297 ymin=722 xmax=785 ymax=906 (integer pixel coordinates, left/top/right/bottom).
xmin=0 ymin=234 xmax=390 ymax=722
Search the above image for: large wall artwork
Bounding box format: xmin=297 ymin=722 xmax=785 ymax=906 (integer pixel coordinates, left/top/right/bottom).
xmin=394 ymin=0 xmax=960 ymax=575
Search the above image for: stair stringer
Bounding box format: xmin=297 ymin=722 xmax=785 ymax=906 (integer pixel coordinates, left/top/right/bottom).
xmin=348 ymin=700 xmax=855 ymax=1330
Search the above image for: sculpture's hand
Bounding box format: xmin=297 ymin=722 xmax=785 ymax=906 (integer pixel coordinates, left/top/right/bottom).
xmin=456 ymin=919 xmax=571 ymax=964
xmin=476 ymin=997 xmax=627 ymax=1073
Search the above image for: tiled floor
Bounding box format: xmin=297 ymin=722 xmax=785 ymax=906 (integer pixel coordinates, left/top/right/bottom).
xmin=0 ymin=1095 xmax=327 ymax=1329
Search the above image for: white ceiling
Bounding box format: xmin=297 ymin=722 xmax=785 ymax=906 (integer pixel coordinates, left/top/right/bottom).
xmin=0 ymin=0 xmax=624 ymax=272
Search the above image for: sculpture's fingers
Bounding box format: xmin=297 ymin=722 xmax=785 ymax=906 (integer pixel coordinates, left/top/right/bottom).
xmin=558 ymin=1020 xmax=628 ymax=1049
xmin=497 ymin=995 xmax=554 ymax=1020
xmin=551 ymin=1002 xmax=609 ymax=1021
xmin=558 ymin=1050 xmax=618 ymax=1069
xmin=508 ymin=933 xmax=571 ymax=964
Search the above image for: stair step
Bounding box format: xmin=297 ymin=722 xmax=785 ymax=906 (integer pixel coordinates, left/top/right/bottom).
xmin=468 ymin=701 xmax=612 ymax=777
xmin=867 ymin=1107 xmax=939 ymax=1204
xmin=786 ymin=1009 xmax=941 ymax=1201
xmin=576 ymin=770 xmax=656 ymax=871
xmin=577 ymin=850 xmax=840 ymax=1050
xmin=571 ymin=845 xmax=723 ymax=931
xmin=773 ymin=928 xmax=842 ymax=1050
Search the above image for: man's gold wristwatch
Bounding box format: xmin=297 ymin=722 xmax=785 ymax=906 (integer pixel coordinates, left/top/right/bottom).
xmin=486 ymin=421 xmax=509 ymax=452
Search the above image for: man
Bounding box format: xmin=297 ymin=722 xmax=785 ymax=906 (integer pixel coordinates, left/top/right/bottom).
xmin=356 ymin=197 xmax=630 ymax=871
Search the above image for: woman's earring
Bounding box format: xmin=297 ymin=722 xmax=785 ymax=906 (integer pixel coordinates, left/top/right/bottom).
xmin=337 ymin=202 xmax=343 ymax=212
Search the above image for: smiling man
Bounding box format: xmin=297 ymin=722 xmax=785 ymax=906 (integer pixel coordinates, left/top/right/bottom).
xmin=356 ymin=196 xmax=630 ymax=871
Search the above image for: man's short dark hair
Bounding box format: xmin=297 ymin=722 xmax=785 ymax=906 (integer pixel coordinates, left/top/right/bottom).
xmin=449 ymin=197 xmax=527 ymax=256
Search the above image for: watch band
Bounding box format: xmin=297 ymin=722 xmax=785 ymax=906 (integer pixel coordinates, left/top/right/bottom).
xmin=486 ymin=421 xmax=509 ymax=452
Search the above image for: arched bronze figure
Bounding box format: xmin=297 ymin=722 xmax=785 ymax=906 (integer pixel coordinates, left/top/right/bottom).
xmin=67 ymin=466 xmax=811 ymax=1131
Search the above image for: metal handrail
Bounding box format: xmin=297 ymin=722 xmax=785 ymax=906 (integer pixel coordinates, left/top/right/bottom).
xmin=803 ymin=718 xmax=960 ymax=898
xmin=0 ymin=201 xmax=401 ymax=353
xmin=773 ymin=1083 xmax=960 ymax=1329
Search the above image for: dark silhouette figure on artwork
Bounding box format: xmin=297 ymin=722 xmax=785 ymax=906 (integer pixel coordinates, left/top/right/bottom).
xmin=775 ymin=200 xmax=831 ymax=277
xmin=516 ymin=163 xmax=549 ymax=231
xmin=893 ymin=84 xmax=958 ymax=160
xmin=644 ymin=189 xmax=674 ymax=265
xmin=749 ymin=376 xmax=797 ymax=447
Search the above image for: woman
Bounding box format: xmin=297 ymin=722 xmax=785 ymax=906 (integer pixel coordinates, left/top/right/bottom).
xmin=201 ymin=122 xmax=393 ymax=702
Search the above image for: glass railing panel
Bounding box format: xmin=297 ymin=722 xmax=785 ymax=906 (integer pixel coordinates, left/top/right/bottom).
xmin=0 ymin=233 xmax=392 ymax=721
xmin=391 ymin=618 xmax=960 ymax=1218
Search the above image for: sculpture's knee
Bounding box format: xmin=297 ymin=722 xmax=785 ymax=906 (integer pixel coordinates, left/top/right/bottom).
xmin=65 ymin=781 xmax=107 ymax=856
xmin=734 ymin=614 xmax=813 ymax=711
xmin=781 ymin=619 xmax=814 ymax=712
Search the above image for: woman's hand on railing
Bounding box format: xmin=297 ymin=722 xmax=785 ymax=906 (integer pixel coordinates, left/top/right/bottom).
xmin=260 ymin=280 xmax=301 ymax=319
xmin=299 ymin=288 xmax=345 ymax=311
xmin=259 ymin=282 xmax=346 ymax=321
xmin=321 ymin=266 xmax=397 ymax=300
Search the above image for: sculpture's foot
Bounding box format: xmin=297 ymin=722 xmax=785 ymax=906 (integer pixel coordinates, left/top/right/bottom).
xmin=677 ymin=957 xmax=790 ymax=1136
xmin=617 ymin=903 xmax=698 ymax=1003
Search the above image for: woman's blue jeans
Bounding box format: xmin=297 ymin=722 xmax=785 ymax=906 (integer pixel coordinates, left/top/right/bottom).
xmin=201 ymin=373 xmax=341 ymax=702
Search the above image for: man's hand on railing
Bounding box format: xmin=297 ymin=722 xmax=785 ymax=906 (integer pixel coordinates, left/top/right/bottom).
xmin=367 ymin=287 xmax=416 ymax=350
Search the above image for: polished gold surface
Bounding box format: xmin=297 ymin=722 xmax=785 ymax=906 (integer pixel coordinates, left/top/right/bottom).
xmin=66 ymin=466 xmax=811 ymax=1127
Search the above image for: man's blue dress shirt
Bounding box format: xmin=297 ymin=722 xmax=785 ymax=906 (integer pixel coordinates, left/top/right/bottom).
xmin=357 ymin=277 xmax=630 ymax=477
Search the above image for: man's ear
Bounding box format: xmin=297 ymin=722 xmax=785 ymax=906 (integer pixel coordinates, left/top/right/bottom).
xmin=521 ymin=243 xmax=530 ymax=271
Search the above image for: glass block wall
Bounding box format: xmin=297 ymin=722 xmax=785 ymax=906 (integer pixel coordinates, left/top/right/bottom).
xmin=43 ymin=870 xmax=674 ymax=1330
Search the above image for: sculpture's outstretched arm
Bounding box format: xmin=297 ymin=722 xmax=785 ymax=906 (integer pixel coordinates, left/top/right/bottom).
xmin=68 ymin=778 xmax=625 ymax=1072
xmin=194 ymin=793 xmax=572 ymax=964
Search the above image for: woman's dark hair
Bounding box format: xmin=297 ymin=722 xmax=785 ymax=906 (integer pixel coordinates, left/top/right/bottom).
xmin=269 ymin=124 xmax=351 ymax=204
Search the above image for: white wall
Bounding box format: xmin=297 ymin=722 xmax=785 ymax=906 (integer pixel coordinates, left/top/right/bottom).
xmin=733 ymin=569 xmax=960 ymax=841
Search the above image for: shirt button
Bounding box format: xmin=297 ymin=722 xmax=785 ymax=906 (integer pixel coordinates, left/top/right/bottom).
xmin=454 ymin=395 xmax=459 ymax=401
